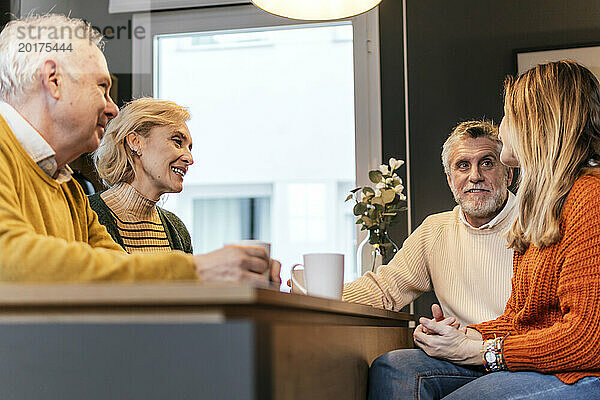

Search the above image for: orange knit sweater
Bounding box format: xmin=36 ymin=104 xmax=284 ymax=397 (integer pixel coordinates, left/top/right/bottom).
xmin=471 ymin=174 xmax=600 ymax=384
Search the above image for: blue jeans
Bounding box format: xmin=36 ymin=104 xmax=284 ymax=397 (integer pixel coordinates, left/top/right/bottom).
xmin=368 ymin=349 xmax=600 ymax=399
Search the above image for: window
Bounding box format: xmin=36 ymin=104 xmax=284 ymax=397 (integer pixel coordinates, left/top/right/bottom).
xmin=193 ymin=196 xmax=271 ymax=253
xmin=133 ymin=4 xmax=381 ymax=284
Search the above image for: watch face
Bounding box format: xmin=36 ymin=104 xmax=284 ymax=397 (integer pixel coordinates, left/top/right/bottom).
xmin=485 ymin=351 xmax=496 ymax=363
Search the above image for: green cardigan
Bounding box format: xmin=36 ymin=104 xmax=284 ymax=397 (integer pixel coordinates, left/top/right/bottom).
xmin=88 ymin=193 xmax=193 ymax=254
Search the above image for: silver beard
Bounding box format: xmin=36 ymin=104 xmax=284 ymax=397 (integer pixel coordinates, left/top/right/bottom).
xmin=450 ymin=181 xmax=508 ymax=219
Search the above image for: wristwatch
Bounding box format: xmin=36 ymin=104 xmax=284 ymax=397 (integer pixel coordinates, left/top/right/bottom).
xmin=482 ymin=338 xmax=505 ymax=372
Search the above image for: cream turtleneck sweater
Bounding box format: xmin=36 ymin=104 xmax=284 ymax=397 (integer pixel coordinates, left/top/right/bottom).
xmin=343 ymin=193 xmax=517 ymax=327
xmin=101 ymin=183 xmax=171 ymax=254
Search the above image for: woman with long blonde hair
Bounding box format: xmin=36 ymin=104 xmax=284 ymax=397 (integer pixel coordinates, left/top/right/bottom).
xmin=368 ymin=60 xmax=600 ymax=399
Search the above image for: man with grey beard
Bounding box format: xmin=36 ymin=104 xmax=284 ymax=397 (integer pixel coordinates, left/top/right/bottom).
xmin=343 ymin=120 xmax=515 ymax=327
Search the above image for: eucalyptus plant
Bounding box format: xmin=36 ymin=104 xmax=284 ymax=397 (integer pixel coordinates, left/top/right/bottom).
xmin=346 ymin=158 xmax=407 ymax=252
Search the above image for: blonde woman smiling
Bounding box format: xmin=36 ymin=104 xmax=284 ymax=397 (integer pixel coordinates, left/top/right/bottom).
xmin=90 ymin=98 xmax=194 ymax=254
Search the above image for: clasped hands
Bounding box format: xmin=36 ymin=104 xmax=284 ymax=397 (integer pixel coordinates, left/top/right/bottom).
xmin=413 ymin=304 xmax=483 ymax=366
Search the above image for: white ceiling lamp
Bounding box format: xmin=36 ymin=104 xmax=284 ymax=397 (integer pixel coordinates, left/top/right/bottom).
xmin=251 ymin=0 xmax=382 ymax=21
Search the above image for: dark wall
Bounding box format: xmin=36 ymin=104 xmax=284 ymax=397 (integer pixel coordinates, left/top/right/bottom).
xmin=378 ymin=0 xmax=409 ymax=248
xmin=378 ymin=0 xmax=600 ymax=317
xmin=0 ymin=0 xmax=11 ymax=27
xmin=403 ymin=0 xmax=600 ymax=225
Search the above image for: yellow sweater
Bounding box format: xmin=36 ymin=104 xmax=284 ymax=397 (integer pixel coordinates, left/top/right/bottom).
xmin=0 ymin=117 xmax=196 ymax=282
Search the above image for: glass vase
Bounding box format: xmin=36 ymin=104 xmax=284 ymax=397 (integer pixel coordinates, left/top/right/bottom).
xmin=356 ymin=229 xmax=400 ymax=275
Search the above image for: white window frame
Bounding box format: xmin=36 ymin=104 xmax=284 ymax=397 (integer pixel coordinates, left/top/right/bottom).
xmin=131 ymin=4 xmax=382 ymax=250
xmin=167 ymin=183 xmax=273 ymax=227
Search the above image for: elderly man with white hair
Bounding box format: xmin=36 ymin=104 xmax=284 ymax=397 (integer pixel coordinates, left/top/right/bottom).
xmin=344 ymin=120 xmax=516 ymax=328
xmin=0 ymin=14 xmax=280 ymax=283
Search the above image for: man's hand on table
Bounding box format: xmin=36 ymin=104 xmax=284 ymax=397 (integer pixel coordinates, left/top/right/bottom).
xmin=194 ymin=245 xmax=281 ymax=284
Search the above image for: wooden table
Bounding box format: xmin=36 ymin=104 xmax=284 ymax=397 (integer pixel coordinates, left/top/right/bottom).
xmin=0 ymin=283 xmax=414 ymax=400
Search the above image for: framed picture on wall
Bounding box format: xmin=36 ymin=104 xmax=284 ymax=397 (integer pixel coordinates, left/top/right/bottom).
xmin=516 ymin=43 xmax=600 ymax=79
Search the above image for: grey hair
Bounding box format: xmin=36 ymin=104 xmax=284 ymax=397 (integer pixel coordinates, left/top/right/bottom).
xmin=441 ymin=120 xmax=505 ymax=174
xmin=0 ymin=14 xmax=104 ymax=105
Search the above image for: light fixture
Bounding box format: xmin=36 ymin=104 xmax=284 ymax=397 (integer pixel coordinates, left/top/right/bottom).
xmin=251 ymin=0 xmax=383 ymax=21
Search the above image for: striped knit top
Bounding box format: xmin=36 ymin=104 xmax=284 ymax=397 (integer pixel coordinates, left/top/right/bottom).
xmin=471 ymin=174 xmax=600 ymax=384
xmin=100 ymin=183 xmax=171 ymax=254
xmin=343 ymin=193 xmax=516 ymax=327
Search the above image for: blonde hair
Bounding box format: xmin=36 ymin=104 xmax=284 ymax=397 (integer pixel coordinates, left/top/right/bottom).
xmin=504 ymin=60 xmax=600 ymax=252
xmin=93 ymin=97 xmax=190 ymax=187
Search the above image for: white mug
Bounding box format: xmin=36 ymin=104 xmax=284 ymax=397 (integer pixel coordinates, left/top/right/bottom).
xmin=291 ymin=253 xmax=344 ymax=299
xmin=229 ymin=240 xmax=271 ymax=257
xmin=228 ymin=240 xmax=271 ymax=278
